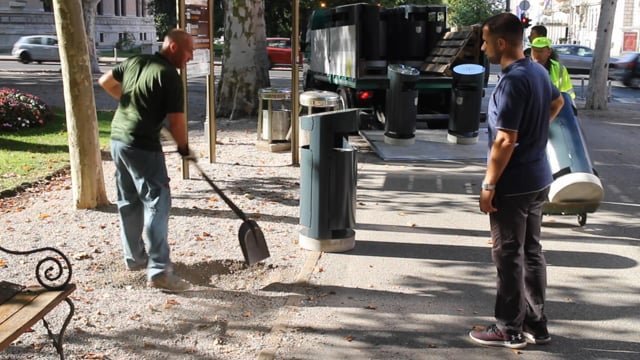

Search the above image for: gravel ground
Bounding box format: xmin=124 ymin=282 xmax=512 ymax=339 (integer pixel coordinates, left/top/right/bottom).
xmin=0 ymin=118 xmax=311 ymax=359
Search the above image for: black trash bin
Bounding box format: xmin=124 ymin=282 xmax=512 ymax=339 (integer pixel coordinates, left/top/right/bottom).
xmin=385 ymin=64 xmax=420 ymax=145
xmin=299 ymin=109 xmax=358 ymax=252
xmin=448 ymin=64 xmax=485 ymax=144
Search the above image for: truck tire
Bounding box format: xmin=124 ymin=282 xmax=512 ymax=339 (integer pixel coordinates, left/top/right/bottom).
xmin=338 ymin=87 xmax=353 ymax=109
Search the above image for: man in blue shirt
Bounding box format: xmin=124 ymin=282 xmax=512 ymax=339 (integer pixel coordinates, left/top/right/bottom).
xmin=469 ymin=13 xmax=564 ymax=349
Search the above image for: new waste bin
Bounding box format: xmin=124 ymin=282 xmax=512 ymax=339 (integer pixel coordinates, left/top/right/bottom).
xmin=448 ymin=64 xmax=485 ymax=144
xmin=299 ymin=109 xmax=358 ymax=252
xmin=384 ymin=64 xmax=420 ymax=145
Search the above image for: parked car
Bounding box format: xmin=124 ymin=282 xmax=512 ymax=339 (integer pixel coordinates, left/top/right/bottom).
xmin=11 ymin=35 xmax=60 ymax=64
xmin=610 ymin=52 xmax=640 ymax=88
xmin=552 ymin=45 xmax=595 ymax=74
xmin=266 ymin=37 xmax=302 ymax=69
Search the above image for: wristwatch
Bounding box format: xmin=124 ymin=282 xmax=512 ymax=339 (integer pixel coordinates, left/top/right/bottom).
xmin=481 ymin=183 xmax=496 ymax=191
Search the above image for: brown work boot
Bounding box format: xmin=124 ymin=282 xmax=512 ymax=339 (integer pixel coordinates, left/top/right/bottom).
xmin=148 ymin=273 xmax=191 ymax=293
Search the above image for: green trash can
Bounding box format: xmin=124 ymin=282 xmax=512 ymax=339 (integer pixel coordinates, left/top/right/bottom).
xmin=299 ymin=109 xmax=358 ymax=252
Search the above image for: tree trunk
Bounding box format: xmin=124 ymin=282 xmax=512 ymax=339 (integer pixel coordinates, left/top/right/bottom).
xmin=82 ymin=0 xmax=102 ymax=75
xmin=585 ymin=0 xmax=617 ymax=110
xmin=52 ymin=0 xmax=109 ymax=209
xmin=217 ymin=0 xmax=270 ymax=119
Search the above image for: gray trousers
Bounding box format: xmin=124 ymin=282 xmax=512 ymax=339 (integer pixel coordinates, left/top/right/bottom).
xmin=489 ymin=187 xmax=549 ymax=334
xmin=111 ymin=140 xmax=171 ymax=280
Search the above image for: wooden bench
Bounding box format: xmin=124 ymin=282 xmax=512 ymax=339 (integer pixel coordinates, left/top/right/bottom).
xmin=0 ymin=246 xmax=75 ymax=359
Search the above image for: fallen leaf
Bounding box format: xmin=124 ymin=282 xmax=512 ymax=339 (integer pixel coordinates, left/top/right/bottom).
xmin=364 ymin=304 xmax=377 ymax=310
xmin=242 ymin=310 xmax=252 ymax=317
xmin=74 ymin=253 xmax=93 ymax=260
xmin=143 ymin=342 xmax=156 ymax=349
xmin=427 ymin=344 xmax=438 ymax=348
xmin=345 ymin=335 xmax=354 ymax=342
xmin=38 ymin=213 xmax=50 ymax=220
xmin=0 ymin=259 xmax=6 ymax=268
xmin=83 ymin=352 xmax=106 ymax=360
xmin=129 ymin=313 xmax=142 ymax=321
xmin=195 ymin=235 xmax=204 ymax=241
xmin=164 ymin=299 xmax=180 ymax=309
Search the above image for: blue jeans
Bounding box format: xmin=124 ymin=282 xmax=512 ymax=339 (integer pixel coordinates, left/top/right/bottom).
xmin=489 ymin=187 xmax=549 ymax=334
xmin=111 ymin=140 xmax=171 ymax=280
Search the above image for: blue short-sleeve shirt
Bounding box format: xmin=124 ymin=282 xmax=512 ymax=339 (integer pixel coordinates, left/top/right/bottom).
xmin=487 ymin=57 xmax=560 ymax=195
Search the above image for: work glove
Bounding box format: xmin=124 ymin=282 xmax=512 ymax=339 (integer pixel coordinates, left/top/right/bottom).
xmin=177 ymin=145 xmax=198 ymax=162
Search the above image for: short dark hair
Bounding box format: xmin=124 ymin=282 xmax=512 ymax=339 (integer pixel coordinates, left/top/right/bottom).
xmin=483 ymin=13 xmax=523 ymax=46
xmin=530 ymin=25 xmax=547 ymax=37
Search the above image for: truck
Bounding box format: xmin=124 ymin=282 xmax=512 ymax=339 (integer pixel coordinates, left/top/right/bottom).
xmin=302 ymin=3 xmax=488 ymax=131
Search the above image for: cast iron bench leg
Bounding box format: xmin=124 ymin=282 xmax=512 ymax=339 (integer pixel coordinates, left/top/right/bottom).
xmin=41 ymin=298 xmax=75 ymax=360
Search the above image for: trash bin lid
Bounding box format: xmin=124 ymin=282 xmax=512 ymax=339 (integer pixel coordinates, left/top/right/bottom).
xmin=388 ymin=64 xmax=420 ymax=76
xmin=259 ymin=87 xmax=292 ymax=100
xmin=300 ymin=90 xmax=342 ymax=107
xmin=453 ymin=64 xmax=485 ymax=76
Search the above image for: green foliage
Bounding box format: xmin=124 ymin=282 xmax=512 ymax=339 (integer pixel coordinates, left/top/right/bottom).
xmin=447 ymin=0 xmax=504 ymax=27
xmin=0 ymin=88 xmax=54 ymax=133
xmin=115 ymin=32 xmax=136 ymax=50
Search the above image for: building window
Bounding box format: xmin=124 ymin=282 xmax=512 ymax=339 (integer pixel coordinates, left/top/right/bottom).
xmin=114 ymin=0 xmax=120 ymax=16
xmin=144 ymin=33 xmax=147 ymax=41
xmin=97 ymin=1 xmax=103 ymax=15
xmin=121 ymin=0 xmax=126 ymax=16
xmin=100 ymin=33 xmax=104 ymax=43
xmin=42 ymin=0 xmax=53 ymax=12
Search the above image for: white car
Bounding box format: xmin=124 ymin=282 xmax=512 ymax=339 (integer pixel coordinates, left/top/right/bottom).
xmin=11 ymin=35 xmax=60 ymax=64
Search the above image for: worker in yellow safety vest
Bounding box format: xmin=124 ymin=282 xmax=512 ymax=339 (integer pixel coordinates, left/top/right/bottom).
xmin=530 ymin=37 xmax=575 ymax=101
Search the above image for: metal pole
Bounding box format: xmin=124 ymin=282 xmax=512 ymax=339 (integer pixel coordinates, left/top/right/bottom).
xmin=291 ymin=0 xmax=300 ymax=165
xmin=178 ymin=0 xmax=190 ymax=179
xmin=207 ymin=0 xmax=217 ymax=163
xmin=506 ymin=0 xmax=511 ymax=12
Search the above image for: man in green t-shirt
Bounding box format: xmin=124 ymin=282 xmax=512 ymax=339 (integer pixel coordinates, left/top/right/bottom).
xmin=99 ymin=29 xmax=193 ymax=292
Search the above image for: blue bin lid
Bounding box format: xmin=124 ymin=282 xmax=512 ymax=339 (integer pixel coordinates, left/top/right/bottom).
xmin=453 ymin=64 xmax=485 ymax=76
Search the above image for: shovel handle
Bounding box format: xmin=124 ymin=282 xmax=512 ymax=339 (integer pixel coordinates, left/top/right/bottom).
xmin=160 ymin=127 xmax=249 ymax=222
xmin=190 ymin=161 xmax=249 ymax=222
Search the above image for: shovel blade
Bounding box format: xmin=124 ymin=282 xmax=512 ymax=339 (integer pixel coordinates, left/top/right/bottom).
xmin=238 ymin=220 xmax=270 ymax=265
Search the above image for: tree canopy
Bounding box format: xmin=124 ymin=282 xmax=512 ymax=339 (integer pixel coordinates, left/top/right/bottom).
xmin=447 ymin=0 xmax=504 ymax=27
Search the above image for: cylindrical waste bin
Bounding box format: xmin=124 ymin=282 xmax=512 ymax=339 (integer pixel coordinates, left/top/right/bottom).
xmin=257 ymin=88 xmax=292 ymax=152
xmin=384 ymin=64 xmax=420 ymax=145
xmin=448 ymin=64 xmax=485 ymax=144
xmin=299 ymin=109 xmax=359 ymax=252
xmin=545 ymin=92 xmax=603 ymax=216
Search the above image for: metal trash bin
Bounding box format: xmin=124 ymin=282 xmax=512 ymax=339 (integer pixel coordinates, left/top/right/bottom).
xmin=384 ymin=64 xmax=420 ymax=145
xmin=297 ymin=90 xmax=344 ymax=149
xmin=257 ymin=88 xmax=292 ymax=151
xmin=299 ymin=109 xmax=358 ymax=252
xmin=448 ymin=64 xmax=485 ymax=144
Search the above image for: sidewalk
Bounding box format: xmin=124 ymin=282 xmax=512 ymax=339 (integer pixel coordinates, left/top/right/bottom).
xmin=256 ymin=106 xmax=640 ymax=359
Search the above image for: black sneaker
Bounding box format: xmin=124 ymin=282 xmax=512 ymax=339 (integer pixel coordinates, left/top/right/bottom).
xmin=523 ymin=323 xmax=551 ymax=345
xmin=469 ymin=324 xmax=527 ymax=349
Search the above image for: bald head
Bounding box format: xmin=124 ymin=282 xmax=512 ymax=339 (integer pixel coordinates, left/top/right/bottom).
xmin=160 ymin=29 xmax=194 ymax=68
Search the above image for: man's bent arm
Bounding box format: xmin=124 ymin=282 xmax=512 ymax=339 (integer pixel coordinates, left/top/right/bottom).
xmin=549 ymin=94 xmax=564 ymax=122
xmin=167 ymin=113 xmax=188 ymax=153
xmin=98 ymin=70 xmax=122 ymax=100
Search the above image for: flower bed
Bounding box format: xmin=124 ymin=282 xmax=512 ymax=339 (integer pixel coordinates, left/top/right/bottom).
xmin=0 ymin=88 xmax=54 ymax=132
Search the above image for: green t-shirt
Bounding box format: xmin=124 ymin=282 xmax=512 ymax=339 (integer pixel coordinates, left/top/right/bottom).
xmin=110 ymin=53 xmax=183 ymax=151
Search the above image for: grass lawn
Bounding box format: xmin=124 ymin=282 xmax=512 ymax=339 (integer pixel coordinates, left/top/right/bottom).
xmin=0 ymin=110 xmax=113 ymax=193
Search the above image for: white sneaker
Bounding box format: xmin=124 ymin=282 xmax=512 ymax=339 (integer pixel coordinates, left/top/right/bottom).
xmin=148 ymin=273 xmax=191 ymax=292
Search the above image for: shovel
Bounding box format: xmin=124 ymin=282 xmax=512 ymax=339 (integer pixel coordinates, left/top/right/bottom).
xmin=161 ymin=129 xmax=270 ymax=265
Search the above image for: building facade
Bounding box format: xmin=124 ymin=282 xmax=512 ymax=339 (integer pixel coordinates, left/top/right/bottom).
xmin=522 ymin=0 xmax=640 ymax=55
xmin=0 ymin=0 xmax=156 ymax=52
